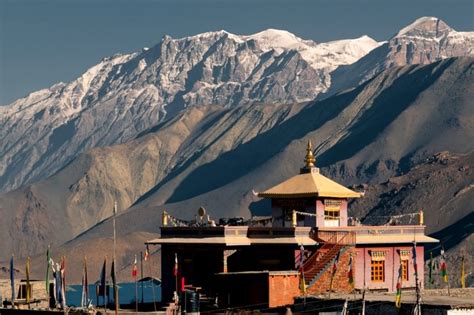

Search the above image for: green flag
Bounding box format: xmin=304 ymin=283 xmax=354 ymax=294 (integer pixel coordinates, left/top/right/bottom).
xmin=46 ymin=246 xmax=51 ymax=294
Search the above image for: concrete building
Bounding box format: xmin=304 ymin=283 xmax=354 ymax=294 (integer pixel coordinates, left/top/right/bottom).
xmin=146 ymin=141 xmax=438 ymax=309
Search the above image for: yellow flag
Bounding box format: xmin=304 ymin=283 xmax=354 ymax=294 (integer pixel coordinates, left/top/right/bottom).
xmin=300 ymin=273 xmax=307 ymax=294
xmin=26 ymin=257 xmax=30 ymax=304
xmin=461 ymin=256 xmax=465 ymax=289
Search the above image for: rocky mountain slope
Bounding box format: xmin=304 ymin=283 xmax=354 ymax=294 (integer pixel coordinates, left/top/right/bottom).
xmin=327 ymin=16 xmax=474 ymax=97
xmin=2 ymin=17 xmax=473 ymax=195
xmin=0 ymin=29 xmax=379 ymax=193
xmin=1 ymin=57 xmax=472 ymax=264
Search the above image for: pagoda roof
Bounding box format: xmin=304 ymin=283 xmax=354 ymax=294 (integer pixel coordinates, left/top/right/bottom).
xmin=257 ymin=168 xmax=361 ymax=199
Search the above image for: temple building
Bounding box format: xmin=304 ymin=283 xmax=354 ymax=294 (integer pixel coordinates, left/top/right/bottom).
xmin=146 ymin=141 xmax=438 ymax=310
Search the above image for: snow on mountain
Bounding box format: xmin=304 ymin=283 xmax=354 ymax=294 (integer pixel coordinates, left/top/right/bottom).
xmin=327 ymin=17 xmax=474 ymax=96
xmin=1 ymin=18 xmax=472 ymax=194
xmin=0 ymin=29 xmax=380 ymax=193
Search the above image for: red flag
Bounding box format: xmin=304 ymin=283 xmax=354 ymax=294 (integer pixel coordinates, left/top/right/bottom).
xmin=180 ymin=276 xmax=185 ymax=292
xmin=347 ymin=255 xmax=354 ymax=286
xmin=132 ymin=255 xmax=138 ymax=278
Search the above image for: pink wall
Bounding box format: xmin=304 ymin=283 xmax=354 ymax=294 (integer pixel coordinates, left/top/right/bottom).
xmin=354 ymin=245 xmax=425 ymax=292
xmin=316 ymin=198 xmax=348 ymax=227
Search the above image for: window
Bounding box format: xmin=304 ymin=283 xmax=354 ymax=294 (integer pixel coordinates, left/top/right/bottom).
xmin=324 ymin=210 xmax=340 ymax=220
xmin=401 ymin=259 xmax=409 ymax=281
xmin=371 ymin=260 xmax=385 ymax=282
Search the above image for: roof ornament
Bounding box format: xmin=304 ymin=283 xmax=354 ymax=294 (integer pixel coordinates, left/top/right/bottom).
xmin=304 ymin=140 xmax=316 ymax=168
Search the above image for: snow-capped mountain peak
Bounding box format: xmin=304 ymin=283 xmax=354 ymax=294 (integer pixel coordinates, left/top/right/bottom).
xmin=395 ymin=16 xmax=453 ymax=38
xmin=1 ymin=20 xmax=472 ymax=194
xmin=243 ymin=28 xmax=316 ymax=50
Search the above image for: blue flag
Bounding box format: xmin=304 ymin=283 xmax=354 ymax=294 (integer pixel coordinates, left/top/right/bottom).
xmin=10 ymin=256 xmax=15 ymax=304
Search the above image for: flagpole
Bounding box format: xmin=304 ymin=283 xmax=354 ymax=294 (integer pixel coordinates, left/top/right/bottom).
xmin=10 ymin=255 xmax=15 ymax=309
xmin=26 ymin=257 xmax=30 ymax=309
xmin=175 ymin=253 xmax=178 ymax=303
xmin=113 ymin=201 xmax=119 ymax=315
xmin=135 ymin=254 xmax=138 ymax=314
xmin=46 ymin=246 xmax=51 ymax=310
xmin=140 ymin=251 xmax=144 ymax=304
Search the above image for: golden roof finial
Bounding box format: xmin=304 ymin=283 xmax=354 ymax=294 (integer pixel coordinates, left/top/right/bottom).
xmin=304 ymin=140 xmax=316 ymax=168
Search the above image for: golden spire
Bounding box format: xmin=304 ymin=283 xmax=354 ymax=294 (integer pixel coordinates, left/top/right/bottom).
xmin=304 ymin=140 xmax=316 ymax=168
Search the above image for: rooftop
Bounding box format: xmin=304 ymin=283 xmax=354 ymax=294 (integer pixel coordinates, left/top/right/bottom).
xmin=257 ymin=141 xmax=361 ymax=199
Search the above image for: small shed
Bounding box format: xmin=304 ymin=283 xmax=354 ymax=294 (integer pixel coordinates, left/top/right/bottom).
xmin=214 ymin=270 xmax=300 ymax=309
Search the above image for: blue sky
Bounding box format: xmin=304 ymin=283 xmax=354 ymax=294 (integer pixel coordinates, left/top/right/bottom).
xmin=0 ymin=0 xmax=472 ymax=105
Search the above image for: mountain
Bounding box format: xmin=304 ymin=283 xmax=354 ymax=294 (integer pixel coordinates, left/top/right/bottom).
xmin=327 ymin=16 xmax=474 ymax=97
xmin=0 ymin=29 xmax=380 ymax=193
xmin=1 ymin=56 xmax=472 ymax=264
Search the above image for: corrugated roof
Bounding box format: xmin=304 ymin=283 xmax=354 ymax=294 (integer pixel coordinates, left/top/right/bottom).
xmin=258 ymin=169 xmax=361 ymax=199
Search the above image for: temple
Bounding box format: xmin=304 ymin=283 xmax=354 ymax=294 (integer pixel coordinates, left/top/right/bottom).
xmin=146 ymin=141 xmax=438 ymax=310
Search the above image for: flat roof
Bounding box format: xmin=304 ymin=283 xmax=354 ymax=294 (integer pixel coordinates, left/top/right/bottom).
xmin=355 ymin=234 xmax=439 ymax=244
xmin=146 ymin=236 xmax=318 ymax=246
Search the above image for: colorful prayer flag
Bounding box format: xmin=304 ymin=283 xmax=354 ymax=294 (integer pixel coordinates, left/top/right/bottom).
xmin=132 ymin=255 xmax=138 ymax=278
xmin=10 ymin=256 xmax=15 ymax=305
xmin=395 ymin=258 xmax=403 ymax=309
xmin=440 ymin=248 xmax=448 ymax=283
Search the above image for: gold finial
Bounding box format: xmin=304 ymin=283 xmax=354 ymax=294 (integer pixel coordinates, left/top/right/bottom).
xmin=304 ymin=140 xmax=316 ymax=168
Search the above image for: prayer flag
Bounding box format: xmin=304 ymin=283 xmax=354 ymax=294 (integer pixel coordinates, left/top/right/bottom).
xmin=60 ymin=257 xmax=66 ymax=308
xmin=144 ymin=245 xmax=150 ymax=261
xmin=395 ymin=258 xmax=403 ymax=309
xmin=440 ymin=248 xmax=448 ymax=283
xmin=81 ymin=257 xmax=89 ymax=308
xmin=348 ymin=255 xmax=354 ymax=286
xmin=10 ymin=256 xmax=15 ymax=305
xmin=26 ymin=257 xmax=30 ymax=304
xmin=461 ymin=256 xmax=465 ymax=289
xmin=46 ymin=247 xmax=51 ymax=294
xmin=173 ymin=253 xmax=178 ymax=277
xmin=300 ymin=274 xmax=307 ymax=294
xmin=132 ymin=255 xmax=138 ymax=278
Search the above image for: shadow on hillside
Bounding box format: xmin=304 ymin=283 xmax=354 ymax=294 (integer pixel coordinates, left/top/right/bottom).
xmin=317 ymin=59 xmax=454 ymax=165
xmin=425 ymin=212 xmax=474 ymax=259
xmin=138 ymin=59 xmax=454 ymax=206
